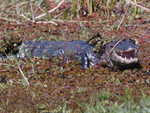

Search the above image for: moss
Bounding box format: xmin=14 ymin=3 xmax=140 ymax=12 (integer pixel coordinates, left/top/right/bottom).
xmin=0 ymin=32 xmax=22 ymax=55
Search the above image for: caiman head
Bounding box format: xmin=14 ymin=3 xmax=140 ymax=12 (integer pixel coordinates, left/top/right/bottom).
xmin=103 ymin=38 xmax=139 ymax=68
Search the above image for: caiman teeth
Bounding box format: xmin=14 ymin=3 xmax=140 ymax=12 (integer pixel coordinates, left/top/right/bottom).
xmin=115 ymin=49 xmax=137 ymax=59
xmin=113 ymin=49 xmax=138 ymax=64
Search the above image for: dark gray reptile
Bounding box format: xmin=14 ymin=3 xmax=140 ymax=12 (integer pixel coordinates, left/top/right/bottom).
xmin=0 ymin=38 xmax=139 ymax=69
xmin=11 ymin=38 xmax=138 ymax=69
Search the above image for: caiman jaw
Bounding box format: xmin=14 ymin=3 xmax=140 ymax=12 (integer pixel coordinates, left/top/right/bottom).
xmin=113 ymin=48 xmax=138 ymax=64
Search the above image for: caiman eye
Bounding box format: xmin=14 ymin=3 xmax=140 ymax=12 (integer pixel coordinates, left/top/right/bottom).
xmin=59 ymin=49 xmax=64 ymax=54
xmin=129 ymin=39 xmax=135 ymax=44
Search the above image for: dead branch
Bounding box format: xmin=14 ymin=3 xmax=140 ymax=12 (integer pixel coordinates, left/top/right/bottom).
xmin=35 ymin=0 xmax=65 ymax=19
xmin=14 ymin=0 xmax=35 ymax=7
xmin=18 ymin=65 xmax=30 ymax=86
xmin=125 ymin=0 xmax=150 ymax=12
xmin=30 ymin=0 xmax=35 ymax=22
xmin=117 ymin=12 xmax=126 ymax=30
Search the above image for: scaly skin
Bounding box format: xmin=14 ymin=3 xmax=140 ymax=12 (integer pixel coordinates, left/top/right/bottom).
xmin=16 ymin=38 xmax=139 ymax=69
xmin=18 ymin=41 xmax=101 ymax=69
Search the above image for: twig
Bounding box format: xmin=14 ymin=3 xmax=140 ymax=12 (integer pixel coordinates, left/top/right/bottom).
xmin=18 ymin=65 xmax=30 ymax=86
xmin=20 ymin=14 xmax=31 ymax=21
xmin=101 ymin=38 xmax=126 ymax=61
xmin=51 ymin=19 xmax=104 ymax=23
xmin=52 ymin=6 xmax=71 ymax=19
xmin=107 ymin=8 xmax=109 ymax=20
xmin=0 ymin=16 xmax=105 ymax=24
xmin=35 ymin=0 xmax=65 ymax=19
xmin=126 ymin=0 xmax=131 ymax=5
xmin=20 ymin=14 xmax=57 ymax=25
xmin=30 ymin=0 xmax=35 ymax=22
xmin=0 ymin=17 xmax=20 ymax=24
xmin=14 ymin=0 xmax=35 ymax=7
xmin=117 ymin=12 xmax=126 ymax=30
xmin=36 ymin=21 xmax=57 ymax=25
xmin=125 ymin=0 xmax=150 ymax=12
xmin=34 ymin=0 xmax=44 ymax=15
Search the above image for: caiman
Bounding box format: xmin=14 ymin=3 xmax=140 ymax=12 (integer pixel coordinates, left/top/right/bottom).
xmin=6 ymin=38 xmax=138 ymax=69
xmin=0 ymin=36 xmax=139 ymax=69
